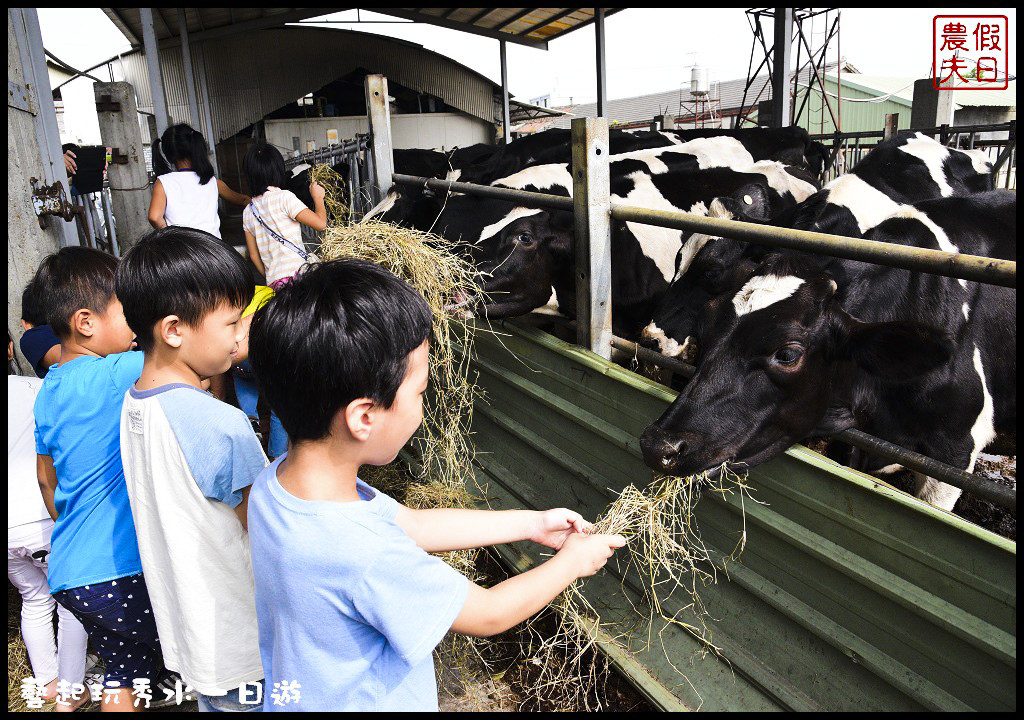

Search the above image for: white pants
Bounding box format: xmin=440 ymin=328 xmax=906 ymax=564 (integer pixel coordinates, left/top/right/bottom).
xmin=8 ymin=518 xmax=88 ymax=687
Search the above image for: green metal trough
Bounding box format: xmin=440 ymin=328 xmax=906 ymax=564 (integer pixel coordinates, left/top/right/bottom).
xmin=464 ymin=320 xmax=1016 ymax=711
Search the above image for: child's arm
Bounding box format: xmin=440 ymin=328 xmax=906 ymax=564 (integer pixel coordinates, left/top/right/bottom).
xmin=217 ymin=178 xmax=251 ymax=207
xmin=395 ymin=506 xmax=588 ymax=553
xmin=295 ymin=182 xmax=328 ymax=232
xmin=233 ymin=485 xmax=252 ymax=530
xmin=244 ymin=229 xmax=266 ymax=276
xmin=148 ymin=178 xmax=168 ymax=229
xmin=37 ymin=454 xmax=58 ymax=521
xmin=451 ymin=531 xmax=626 ymax=637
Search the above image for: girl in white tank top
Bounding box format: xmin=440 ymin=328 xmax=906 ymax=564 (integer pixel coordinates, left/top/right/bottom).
xmin=148 ymin=124 xmax=250 ymax=239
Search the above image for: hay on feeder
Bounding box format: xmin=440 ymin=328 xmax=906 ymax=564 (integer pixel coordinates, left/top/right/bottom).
xmin=308 ymin=163 xmax=352 ymax=225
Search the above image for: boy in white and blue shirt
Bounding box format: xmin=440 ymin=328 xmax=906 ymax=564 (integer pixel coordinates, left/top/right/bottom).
xmin=115 ymin=227 xmax=267 ymax=711
xmin=247 ymin=260 xmax=626 ymax=711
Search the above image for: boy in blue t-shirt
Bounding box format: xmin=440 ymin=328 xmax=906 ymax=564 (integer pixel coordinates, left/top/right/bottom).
xmin=246 ymin=260 xmax=626 ymax=712
xmin=32 ymin=247 xmax=166 ymax=710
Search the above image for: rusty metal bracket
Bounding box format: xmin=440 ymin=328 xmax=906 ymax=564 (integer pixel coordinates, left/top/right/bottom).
xmin=109 ymin=147 xmax=130 ymax=165
xmin=30 ymin=177 xmax=77 ymax=228
xmin=96 ymin=94 xmax=121 ymax=113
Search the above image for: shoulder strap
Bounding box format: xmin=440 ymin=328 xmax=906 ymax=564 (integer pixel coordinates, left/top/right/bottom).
xmin=247 ymin=201 xmax=309 ymax=260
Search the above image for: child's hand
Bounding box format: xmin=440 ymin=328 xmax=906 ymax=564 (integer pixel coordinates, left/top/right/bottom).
xmin=529 ymin=508 xmax=591 ymax=550
xmin=310 ymin=182 xmax=326 ymax=203
xmin=556 ymin=532 xmax=626 ymax=578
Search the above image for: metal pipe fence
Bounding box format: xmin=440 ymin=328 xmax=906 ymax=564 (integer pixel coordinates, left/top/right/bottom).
xmin=391 ymin=118 xmax=1016 ymax=509
xmin=285 ymin=134 xmax=376 ymax=218
xmin=812 ymin=120 xmax=1016 ymax=188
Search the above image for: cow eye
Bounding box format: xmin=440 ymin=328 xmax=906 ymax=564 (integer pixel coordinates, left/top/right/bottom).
xmin=772 ymin=345 xmax=804 ymax=366
xmin=703 ymin=266 xmax=723 ymax=281
xmin=515 ymin=233 xmax=535 ymax=246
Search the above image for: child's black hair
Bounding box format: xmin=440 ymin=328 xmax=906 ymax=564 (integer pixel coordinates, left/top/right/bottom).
xmin=114 ymin=226 xmax=253 ymax=353
xmin=33 ymin=247 xmax=119 ymax=339
xmin=242 ymin=143 xmax=287 ymax=197
xmin=153 ymin=123 xmax=215 ymax=185
xmin=21 ymin=279 xmax=48 ymax=327
xmin=249 ymin=259 xmax=434 ymax=442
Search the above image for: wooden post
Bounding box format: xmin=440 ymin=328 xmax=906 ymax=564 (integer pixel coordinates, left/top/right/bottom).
xmin=364 ymin=74 xmax=394 ymax=203
xmin=883 ymin=113 xmax=899 ymax=141
xmin=571 ymin=117 xmax=612 ymax=359
xmin=95 ymin=82 xmax=152 ymax=252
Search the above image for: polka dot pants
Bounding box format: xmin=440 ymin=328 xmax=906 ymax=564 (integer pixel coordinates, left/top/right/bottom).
xmin=53 ymin=573 xmax=161 ymax=689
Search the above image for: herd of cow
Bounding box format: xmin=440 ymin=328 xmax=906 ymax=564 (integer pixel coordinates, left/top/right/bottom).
xmin=297 ymin=126 xmax=1016 ymax=516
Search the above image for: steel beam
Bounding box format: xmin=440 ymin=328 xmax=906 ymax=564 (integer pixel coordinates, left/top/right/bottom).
xmin=177 ymin=9 xmax=201 ymax=129
xmin=595 ymin=8 xmax=607 ymax=118
xmin=500 ymin=39 xmax=511 ymax=143
xmin=771 ymin=7 xmax=793 ymax=127
xmin=140 ymin=8 xmax=170 ymax=136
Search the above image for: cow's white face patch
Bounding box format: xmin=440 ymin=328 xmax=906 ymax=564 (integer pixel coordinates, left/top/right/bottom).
xmin=477 ymin=207 xmax=543 ymax=244
xmin=898 ymin=134 xmax=954 ymax=197
xmin=824 ymin=174 xmax=903 ymax=233
xmin=963 ymin=148 xmax=993 ymax=175
xmin=290 ymin=163 xmax=310 ymax=177
xmin=531 ymin=287 xmax=563 ymax=316
xmin=732 ymin=275 xmax=805 ymax=316
xmin=890 ymin=205 xmax=968 ymax=290
xmin=493 ymin=164 xmax=573 ymax=193
xmin=962 ymin=302 xmax=970 ymax=322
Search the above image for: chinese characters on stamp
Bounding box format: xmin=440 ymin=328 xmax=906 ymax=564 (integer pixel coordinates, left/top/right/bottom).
xmin=934 ymin=15 xmax=1009 ymax=90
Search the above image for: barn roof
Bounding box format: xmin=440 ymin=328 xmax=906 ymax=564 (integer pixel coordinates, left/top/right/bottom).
xmin=101 ymin=8 xmax=624 ymax=51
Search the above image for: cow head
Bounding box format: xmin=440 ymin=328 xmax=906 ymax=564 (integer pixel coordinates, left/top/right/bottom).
xmin=640 ymin=254 xmax=953 ymax=476
xmin=467 ymin=206 xmax=574 ymax=318
xmin=642 ymin=186 xmax=772 ymax=358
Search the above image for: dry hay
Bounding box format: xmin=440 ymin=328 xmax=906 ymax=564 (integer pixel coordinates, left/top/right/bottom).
xmin=308 ymin=163 xmax=353 ymax=225
xmin=519 ymin=464 xmax=757 ymax=711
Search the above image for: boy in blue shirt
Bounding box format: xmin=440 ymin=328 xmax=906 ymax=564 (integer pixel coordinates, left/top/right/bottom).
xmin=32 ymin=247 xmax=164 ymax=711
xmin=115 ymin=227 xmax=268 ymax=712
xmin=246 ymin=259 xmax=626 ymax=712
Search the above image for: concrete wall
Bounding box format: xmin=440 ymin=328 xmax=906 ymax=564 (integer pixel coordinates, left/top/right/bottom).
xmin=8 ymin=11 xmax=66 ymax=363
xmin=265 ymin=112 xmax=492 ymax=154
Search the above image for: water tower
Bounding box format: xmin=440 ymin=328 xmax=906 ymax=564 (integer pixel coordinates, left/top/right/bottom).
xmin=680 ymin=65 xmax=721 ymax=128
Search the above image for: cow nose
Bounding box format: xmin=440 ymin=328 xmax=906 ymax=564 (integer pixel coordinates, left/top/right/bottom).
xmin=640 ymin=425 xmax=691 ymax=471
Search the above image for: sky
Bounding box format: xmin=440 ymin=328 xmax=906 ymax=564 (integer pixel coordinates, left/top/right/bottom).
xmin=38 ymin=7 xmax=1016 ymax=144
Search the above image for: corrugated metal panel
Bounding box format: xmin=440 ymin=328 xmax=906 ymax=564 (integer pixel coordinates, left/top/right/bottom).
xmin=119 ymin=27 xmax=497 ymax=143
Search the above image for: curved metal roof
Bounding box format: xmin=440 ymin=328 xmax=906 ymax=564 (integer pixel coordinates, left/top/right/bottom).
xmin=102 ymin=8 xmax=625 ymax=51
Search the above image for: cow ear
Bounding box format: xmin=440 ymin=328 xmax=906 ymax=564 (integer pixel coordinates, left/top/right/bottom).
xmin=846 ymin=320 xmax=953 ymax=382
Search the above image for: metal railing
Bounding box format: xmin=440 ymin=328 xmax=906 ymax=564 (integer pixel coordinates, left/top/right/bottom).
xmin=812 ymin=120 xmax=1016 ymax=188
xmin=71 ymin=181 xmax=119 ymax=258
xmin=391 ymin=120 xmax=1016 ymax=510
xmin=285 ymin=134 xmax=375 ymax=218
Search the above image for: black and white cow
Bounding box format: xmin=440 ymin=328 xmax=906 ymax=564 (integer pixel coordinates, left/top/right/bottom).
xmin=665 ymin=126 xmax=828 ymax=178
xmin=643 ymin=132 xmax=995 ymax=358
xmin=640 ymin=190 xmax=1015 ymax=513
xmin=437 ymin=138 xmax=817 ymax=336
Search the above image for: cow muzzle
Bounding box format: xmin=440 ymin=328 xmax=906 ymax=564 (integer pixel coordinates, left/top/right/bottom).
xmin=640 ymin=425 xmax=709 ymax=474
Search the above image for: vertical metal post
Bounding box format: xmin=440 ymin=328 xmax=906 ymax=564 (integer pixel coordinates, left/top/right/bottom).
xmin=194 ymin=43 xmax=219 ymax=175
xmin=500 ymin=39 xmax=511 ymax=143
xmin=140 ymin=8 xmax=170 ymax=136
xmin=364 ymin=74 xmax=395 ymax=203
xmin=595 ymin=8 xmax=608 ymax=118
xmin=771 ymin=7 xmax=793 ymax=128
xmin=101 ymin=187 xmax=120 ymax=258
xmin=571 ymin=117 xmax=612 ymax=359
xmin=883 ymin=113 xmax=899 ymax=141
xmin=177 ymin=9 xmax=200 ymax=129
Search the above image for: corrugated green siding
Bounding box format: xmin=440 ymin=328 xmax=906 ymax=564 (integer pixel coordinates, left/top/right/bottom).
xmin=794 ymin=78 xmax=912 ymax=135
xmin=465 ymin=320 xmax=1016 ymax=711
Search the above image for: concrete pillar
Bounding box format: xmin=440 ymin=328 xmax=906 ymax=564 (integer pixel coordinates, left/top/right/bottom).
xmin=8 ymin=8 xmax=69 ymax=356
xmin=140 ymin=8 xmax=170 ymax=136
xmin=194 ymin=42 xmax=219 ymax=175
xmin=771 ymin=8 xmax=793 ymax=127
xmin=364 ymin=74 xmax=394 ymax=203
xmin=911 ymin=79 xmax=955 ymax=133
xmin=95 ymin=82 xmax=152 ymax=252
